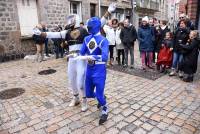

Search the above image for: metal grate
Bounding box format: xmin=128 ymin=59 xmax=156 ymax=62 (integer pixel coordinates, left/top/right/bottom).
xmin=0 ymin=88 xmax=25 ymax=100
xmin=107 ymin=65 xmax=165 ymax=80
xmin=38 ymin=69 xmax=57 ymax=75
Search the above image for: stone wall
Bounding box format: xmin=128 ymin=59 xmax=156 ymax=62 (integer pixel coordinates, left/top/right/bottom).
xmin=0 ymin=0 xmax=21 ymax=55
xmin=37 ymin=0 xmax=132 ymax=29
xmin=0 ymin=0 xmax=132 ymax=62
xmin=37 ymin=0 xmax=70 ymax=29
xmin=187 ymin=0 xmax=198 ymax=23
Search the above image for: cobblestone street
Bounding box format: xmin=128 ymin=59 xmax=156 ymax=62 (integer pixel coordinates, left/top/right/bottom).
xmin=0 ymin=54 xmax=200 ymax=134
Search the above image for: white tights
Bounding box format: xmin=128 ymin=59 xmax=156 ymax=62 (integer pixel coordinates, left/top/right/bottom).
xmin=67 ymin=57 xmax=86 ymax=97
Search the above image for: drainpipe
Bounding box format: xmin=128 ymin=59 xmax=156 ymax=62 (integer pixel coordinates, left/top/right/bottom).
xmin=98 ymin=0 xmax=101 ymax=17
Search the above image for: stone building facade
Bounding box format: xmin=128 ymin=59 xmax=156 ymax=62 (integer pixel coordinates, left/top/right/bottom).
xmin=178 ymin=0 xmax=200 ymax=30
xmin=0 ymin=0 xmax=132 ymax=61
xmin=0 ymin=0 xmax=21 ymax=58
xmin=154 ymin=0 xmax=168 ymax=21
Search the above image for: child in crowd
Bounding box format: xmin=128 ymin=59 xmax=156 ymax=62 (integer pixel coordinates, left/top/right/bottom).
xmin=156 ymin=32 xmax=173 ymax=73
xmin=178 ymin=30 xmax=199 ymax=82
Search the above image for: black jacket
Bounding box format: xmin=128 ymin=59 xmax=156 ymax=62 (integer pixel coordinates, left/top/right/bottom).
xmin=120 ymin=25 xmax=137 ymax=45
xmin=178 ymin=38 xmax=199 ymax=74
xmin=156 ymin=26 xmax=170 ymax=52
xmin=162 ymin=39 xmax=173 ymax=48
xmin=173 ymin=28 xmax=190 ymax=53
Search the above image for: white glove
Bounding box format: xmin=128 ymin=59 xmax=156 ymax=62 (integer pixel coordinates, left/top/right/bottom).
xmin=108 ymin=3 xmax=117 ymax=13
xmin=66 ymin=53 xmax=78 ymax=58
xmin=32 ymin=28 xmax=41 ymax=35
xmin=74 ymin=56 xmax=95 ymax=61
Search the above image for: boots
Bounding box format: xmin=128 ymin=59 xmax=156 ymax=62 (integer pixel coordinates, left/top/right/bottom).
xmin=81 ymin=97 xmax=88 ymax=112
xmin=99 ymin=106 xmax=108 ymax=125
xmin=160 ymin=65 xmax=165 ymax=73
xmin=178 ymin=71 xmax=184 ymax=78
xmin=183 ymin=74 xmax=193 ymax=82
xmin=69 ymin=95 xmax=80 ymax=107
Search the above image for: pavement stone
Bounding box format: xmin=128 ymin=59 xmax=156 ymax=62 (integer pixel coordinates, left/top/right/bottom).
xmin=0 ymin=45 xmax=200 ymax=134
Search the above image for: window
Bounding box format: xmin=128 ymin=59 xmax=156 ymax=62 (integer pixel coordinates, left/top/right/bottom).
xmin=90 ymin=4 xmax=96 ymax=17
xmin=17 ymin=0 xmax=39 ymax=36
xmin=70 ymin=2 xmax=82 ymax=21
xmin=71 ymin=3 xmax=78 ymax=14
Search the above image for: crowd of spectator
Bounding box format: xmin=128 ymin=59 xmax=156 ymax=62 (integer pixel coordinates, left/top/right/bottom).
xmin=33 ymin=13 xmax=199 ymax=82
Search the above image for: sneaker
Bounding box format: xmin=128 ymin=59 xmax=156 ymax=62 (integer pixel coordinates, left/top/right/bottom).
xmin=160 ymin=66 xmax=165 ymax=73
xmin=156 ymin=65 xmax=160 ymax=71
xmin=130 ymin=65 xmax=134 ymax=69
xmin=169 ymin=69 xmax=176 ymax=76
xmin=69 ymin=96 xmax=80 ymax=107
xmin=123 ymin=64 xmax=128 ymax=68
xmin=148 ymin=65 xmax=154 ymax=69
xmin=183 ymin=76 xmax=193 ymax=82
xmin=81 ymin=98 xmax=88 ymax=112
xmin=97 ymin=103 xmax=101 ymax=109
xmin=142 ymin=65 xmax=146 ymax=70
xmin=178 ymin=71 xmax=184 ymax=78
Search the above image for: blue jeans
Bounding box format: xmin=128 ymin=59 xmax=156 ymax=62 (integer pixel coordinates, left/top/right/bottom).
xmin=172 ymin=52 xmax=183 ymax=69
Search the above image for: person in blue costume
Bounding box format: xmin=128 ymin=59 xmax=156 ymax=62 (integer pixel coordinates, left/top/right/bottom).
xmin=75 ymin=17 xmax=109 ymax=125
xmin=32 ymin=3 xmax=116 ymax=113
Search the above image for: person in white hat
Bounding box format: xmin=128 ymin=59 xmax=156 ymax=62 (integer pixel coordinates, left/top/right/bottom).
xmin=138 ymin=16 xmax=155 ymax=70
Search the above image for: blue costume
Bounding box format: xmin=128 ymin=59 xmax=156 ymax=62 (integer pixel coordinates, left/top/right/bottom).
xmin=80 ymin=17 xmax=109 ymax=125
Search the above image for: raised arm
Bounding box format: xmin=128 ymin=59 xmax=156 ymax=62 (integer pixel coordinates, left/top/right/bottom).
xmin=33 ymin=27 xmax=68 ymax=39
xmin=46 ymin=30 xmax=67 ymax=39
xmin=101 ymin=3 xmax=116 ymax=27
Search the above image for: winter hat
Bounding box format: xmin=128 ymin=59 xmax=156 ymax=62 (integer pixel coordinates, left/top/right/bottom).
xmin=142 ymin=16 xmax=149 ymax=23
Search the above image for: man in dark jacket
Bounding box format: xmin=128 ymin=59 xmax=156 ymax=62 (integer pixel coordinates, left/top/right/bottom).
xmin=120 ymin=19 xmax=137 ymax=68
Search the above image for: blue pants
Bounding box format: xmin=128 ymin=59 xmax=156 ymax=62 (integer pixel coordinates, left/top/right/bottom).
xmin=85 ymin=76 xmax=106 ymax=106
xmin=172 ymin=52 xmax=183 ymax=69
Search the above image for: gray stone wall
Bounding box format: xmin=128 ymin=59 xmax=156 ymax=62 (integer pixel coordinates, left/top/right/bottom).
xmin=0 ymin=0 xmax=132 ymax=60
xmin=37 ymin=0 xmax=70 ymax=29
xmin=0 ymin=0 xmax=21 ymax=55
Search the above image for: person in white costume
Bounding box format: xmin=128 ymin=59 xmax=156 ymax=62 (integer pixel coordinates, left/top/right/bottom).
xmin=33 ymin=3 xmax=117 ymax=112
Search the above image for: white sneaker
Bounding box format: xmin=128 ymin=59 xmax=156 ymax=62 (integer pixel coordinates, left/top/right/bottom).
xmin=69 ymin=96 xmax=80 ymax=107
xmin=81 ymin=98 xmax=88 ymax=112
xmin=169 ymin=69 xmax=176 ymax=76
